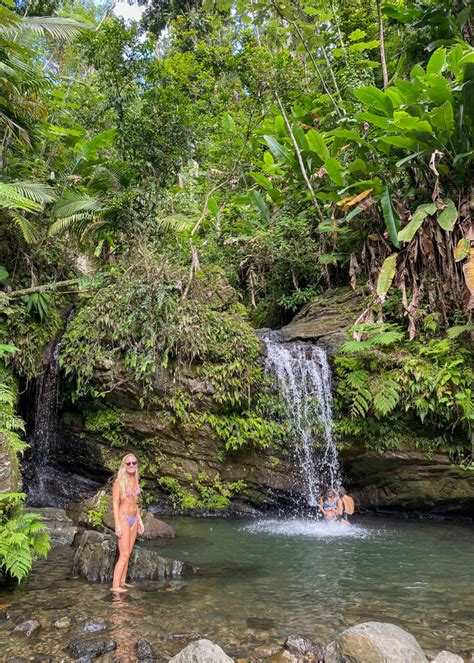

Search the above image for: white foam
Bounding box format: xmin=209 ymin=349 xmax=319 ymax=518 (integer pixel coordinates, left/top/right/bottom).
xmin=242 ymin=518 xmax=370 ymax=539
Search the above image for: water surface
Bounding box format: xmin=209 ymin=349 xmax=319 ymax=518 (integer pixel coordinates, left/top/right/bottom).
xmin=0 ymin=517 xmax=472 ymax=660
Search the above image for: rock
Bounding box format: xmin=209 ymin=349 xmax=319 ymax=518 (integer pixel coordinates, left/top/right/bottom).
xmin=136 ymin=636 xmax=155 ymax=659
xmin=268 ymin=651 xmax=301 ymax=663
xmin=279 ymin=287 xmax=367 ymax=351
xmin=12 ymin=619 xmax=41 ymax=637
xmin=324 ymin=622 xmax=428 ymax=663
xmin=141 ymin=512 xmax=176 ymax=540
xmin=6 ymin=657 xmax=29 ymax=662
xmin=68 ymin=636 xmax=117 ymax=658
xmin=169 ymin=638 xmax=234 ymax=662
xmin=252 ymin=645 xmax=281 ymax=659
xmin=432 ymin=653 xmax=464 ymax=663
xmin=168 ymin=632 xmax=202 ymax=641
xmin=72 ymin=530 xmax=196 ymax=583
xmin=54 ymin=616 xmax=72 ymax=629
xmin=83 ymin=619 xmax=107 ymax=633
xmin=75 ymin=658 xmax=93 ymax=663
xmin=71 ymin=530 xmax=117 ymax=583
xmin=342 ymin=449 xmax=474 ymax=516
xmin=25 ymin=507 xmax=78 ymax=547
xmin=0 ymin=447 xmax=20 ymax=494
xmin=284 ymin=636 xmax=313 ymax=656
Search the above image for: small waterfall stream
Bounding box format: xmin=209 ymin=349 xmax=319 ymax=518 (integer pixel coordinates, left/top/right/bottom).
xmin=262 ymin=334 xmax=341 ymax=508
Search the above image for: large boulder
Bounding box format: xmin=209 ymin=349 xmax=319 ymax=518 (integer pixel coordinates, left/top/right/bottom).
xmin=72 ymin=530 xmax=196 ymax=583
xmin=25 ymin=507 xmax=77 ymax=547
xmin=324 ymin=622 xmax=428 ymax=663
xmin=279 ymin=287 xmax=367 ymax=352
xmin=169 ymin=639 xmax=233 ymax=662
xmin=432 ymin=653 xmax=464 ymax=663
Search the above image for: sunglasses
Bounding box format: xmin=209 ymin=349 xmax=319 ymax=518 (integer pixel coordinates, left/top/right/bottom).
xmin=125 ymin=461 xmax=138 ymax=466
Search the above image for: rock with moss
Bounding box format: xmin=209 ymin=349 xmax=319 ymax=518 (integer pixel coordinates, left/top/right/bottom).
xmin=72 ymin=530 xmax=196 ymax=583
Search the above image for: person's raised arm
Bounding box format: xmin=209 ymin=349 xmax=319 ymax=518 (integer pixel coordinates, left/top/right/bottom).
xmin=112 ymin=481 xmax=122 ymax=538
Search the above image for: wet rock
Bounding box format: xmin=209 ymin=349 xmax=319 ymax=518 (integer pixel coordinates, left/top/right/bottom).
xmin=252 ymin=644 xmax=281 ymax=659
xmin=83 ymin=619 xmax=107 ymax=633
xmin=136 ymin=636 xmax=155 ymax=659
xmin=6 ymin=658 xmax=29 ymax=663
xmin=140 ymin=512 xmax=176 ymax=540
xmin=68 ymin=636 xmax=117 ymax=658
xmin=268 ymin=651 xmax=301 ymax=663
xmin=168 ymin=632 xmax=202 ymax=641
xmin=0 ymin=447 xmax=20 ymax=494
xmin=169 ymin=638 xmax=234 ymax=662
xmin=25 ymin=507 xmax=78 ymax=547
xmin=432 ymin=653 xmax=464 ymax=663
xmin=284 ymin=636 xmax=314 ymax=656
xmin=71 ymin=530 xmax=117 ymax=583
xmin=54 ymin=615 xmax=72 ymax=629
xmin=324 ymin=622 xmax=428 ymax=663
xmin=75 ymin=657 xmax=93 ymax=663
xmin=72 ymin=530 xmax=197 ymax=583
xmin=12 ymin=619 xmax=41 ymax=637
xmin=279 ymin=287 xmax=367 ymax=351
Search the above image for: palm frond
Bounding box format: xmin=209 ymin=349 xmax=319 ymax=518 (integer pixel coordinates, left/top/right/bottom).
xmin=54 ymin=192 xmax=105 ymax=219
xmin=0 ymin=182 xmax=41 ymax=212
xmin=9 ymin=182 xmax=55 ymax=205
xmin=4 ymin=17 xmax=88 ymax=42
xmin=9 ymin=211 xmax=39 ymax=243
xmin=158 ymin=213 xmax=198 ymax=234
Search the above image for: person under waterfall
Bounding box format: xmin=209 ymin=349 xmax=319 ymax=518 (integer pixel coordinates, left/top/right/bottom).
xmin=111 ymin=453 xmax=144 ymax=592
xmin=338 ymin=487 xmax=356 ymax=525
xmin=319 ymin=488 xmax=339 ymax=521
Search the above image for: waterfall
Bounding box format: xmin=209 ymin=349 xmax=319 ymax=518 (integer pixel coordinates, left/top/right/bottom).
xmin=262 ymin=334 xmax=340 ymax=508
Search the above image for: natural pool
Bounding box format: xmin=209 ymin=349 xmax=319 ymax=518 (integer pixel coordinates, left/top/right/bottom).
xmin=1 ymin=516 xmax=473 ymax=661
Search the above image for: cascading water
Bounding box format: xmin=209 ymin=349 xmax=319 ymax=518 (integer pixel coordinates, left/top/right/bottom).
xmin=262 ymin=333 xmax=340 ymax=508
xmin=26 ymin=330 xmax=64 ymax=506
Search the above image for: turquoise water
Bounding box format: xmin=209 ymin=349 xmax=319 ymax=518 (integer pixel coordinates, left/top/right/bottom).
xmin=0 ymin=517 xmax=472 ymax=660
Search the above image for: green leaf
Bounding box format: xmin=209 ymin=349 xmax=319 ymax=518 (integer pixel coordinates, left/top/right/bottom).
xmin=329 ymin=129 xmax=368 ymax=146
xmin=398 ymin=203 xmax=437 ymax=242
xmin=430 ymin=100 xmax=454 ymax=135
xmin=353 ymin=86 xmax=392 ymax=115
xmin=380 ymin=187 xmax=401 ymax=248
xmin=392 ymin=111 xmax=432 ymax=134
xmin=427 ymin=47 xmax=446 ymax=75
xmin=249 ymin=190 xmax=270 ymax=224
xmin=437 ymin=199 xmax=458 ymax=231
xmin=249 ymin=172 xmax=272 ymax=190
xmin=324 ymin=157 xmax=345 ymax=186
xmin=376 ymin=253 xmax=398 ymax=300
xmin=306 ymin=129 xmax=329 ymax=161
xmin=263 ymin=136 xmax=292 ymax=165
xmin=348 ymin=28 xmax=366 ymax=41
xmin=0 ymin=266 xmax=9 ymax=284
xmin=222 ymin=113 xmax=236 ymax=134
xmin=395 ymin=151 xmax=424 ymax=167
xmin=292 ymin=124 xmax=308 ymax=151
xmin=207 ymin=197 xmax=219 ymax=219
xmin=356 ymin=112 xmax=391 ymax=130
xmin=378 ymin=135 xmax=420 ymax=150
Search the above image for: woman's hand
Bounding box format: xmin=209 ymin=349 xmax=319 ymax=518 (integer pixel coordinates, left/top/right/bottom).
xmin=138 ymin=519 xmax=145 ymax=536
xmin=115 ymin=525 xmax=123 ymax=538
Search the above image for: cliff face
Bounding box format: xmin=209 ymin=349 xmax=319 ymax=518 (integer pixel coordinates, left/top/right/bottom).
xmin=25 ymin=285 xmax=473 ymax=518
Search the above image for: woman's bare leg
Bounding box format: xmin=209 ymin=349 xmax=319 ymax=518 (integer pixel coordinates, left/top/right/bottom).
xmin=119 ymin=519 xmax=138 ymax=587
xmin=112 ymin=519 xmax=131 ymax=591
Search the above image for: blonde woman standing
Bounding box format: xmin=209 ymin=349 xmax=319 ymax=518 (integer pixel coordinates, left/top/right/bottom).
xmin=111 ymin=453 xmax=144 ymax=592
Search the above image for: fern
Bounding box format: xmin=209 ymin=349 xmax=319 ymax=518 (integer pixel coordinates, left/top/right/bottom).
xmin=372 ymin=374 xmax=401 ymax=417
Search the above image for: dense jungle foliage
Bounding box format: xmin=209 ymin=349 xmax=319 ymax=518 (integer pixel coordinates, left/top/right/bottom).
xmin=0 ymin=0 xmax=473 ymax=577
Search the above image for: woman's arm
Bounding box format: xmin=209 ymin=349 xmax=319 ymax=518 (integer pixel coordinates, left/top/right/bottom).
xmin=138 ymin=509 xmax=144 ymax=535
xmin=112 ymin=481 xmax=122 ymax=538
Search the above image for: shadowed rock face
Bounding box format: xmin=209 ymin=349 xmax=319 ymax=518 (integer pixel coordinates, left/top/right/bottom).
xmin=341 ymin=449 xmax=474 ymax=517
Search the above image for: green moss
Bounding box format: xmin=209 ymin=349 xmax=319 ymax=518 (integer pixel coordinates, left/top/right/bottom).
xmin=85 ymin=406 xmax=134 ymax=449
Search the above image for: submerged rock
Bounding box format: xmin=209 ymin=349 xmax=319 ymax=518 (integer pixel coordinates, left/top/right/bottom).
xmin=284 ymin=635 xmax=314 ymax=656
xmin=72 ymin=529 xmax=196 ymax=583
xmin=12 ymin=619 xmax=41 ymax=637
xmin=169 ymin=638 xmax=234 ymax=662
xmin=268 ymin=651 xmax=300 ymax=663
xmin=54 ymin=616 xmax=72 ymax=629
xmin=324 ymin=622 xmax=428 ymax=663
xmin=83 ymin=619 xmax=107 ymax=633
xmin=136 ymin=636 xmax=156 ymax=659
xmin=25 ymin=507 xmax=77 ymax=547
xmin=68 ymin=636 xmax=116 ymax=658
xmin=432 ymin=653 xmax=464 ymax=663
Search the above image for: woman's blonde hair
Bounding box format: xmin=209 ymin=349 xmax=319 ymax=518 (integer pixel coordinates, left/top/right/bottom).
xmin=116 ymin=453 xmax=140 ymax=498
